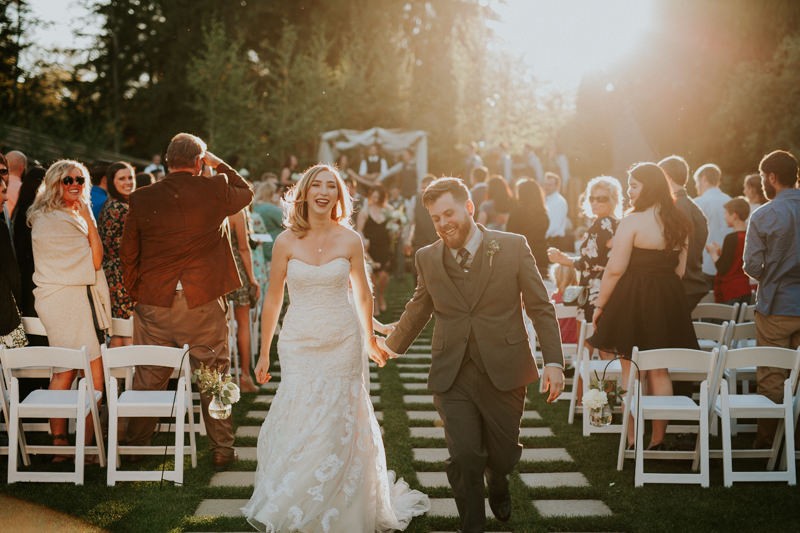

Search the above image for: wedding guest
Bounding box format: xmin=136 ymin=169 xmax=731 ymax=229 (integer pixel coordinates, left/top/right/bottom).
xmin=659 ymin=155 xmax=710 ymax=311
xmin=543 ymin=171 xmax=569 ymax=250
xmin=336 ymin=153 xmax=359 ymax=183
xmin=589 ymin=163 xmax=697 ymax=450
xmin=743 ymin=150 xmax=800 ymax=448
xmin=499 ymin=142 xmax=513 ymax=184
xmin=11 ymin=166 xmax=45 ymax=318
xmin=226 ymin=207 xmax=261 ymax=393
xmin=357 ymin=185 xmax=392 ymax=314
xmin=28 ymin=159 xmax=112 ymax=462
xmin=550 ymin=263 xmax=578 ymax=344
xmin=1 ymin=155 xmax=27 ymax=349
xmin=4 ymin=150 xmax=26 ymax=220
xmin=99 ymin=161 xmax=136 ymax=348
xmin=706 ymin=197 xmax=751 ymax=305
xmin=121 ymin=133 xmax=253 ymax=470
xmin=279 ymin=154 xmax=301 ymax=187
xmin=507 ymin=178 xmax=549 ymax=277
xmin=405 ymin=175 xmax=438 ymax=282
xmin=358 ymin=144 xmax=388 ymax=191
xmin=463 ymin=141 xmax=483 ymax=181
xmin=135 ymin=171 xmax=156 ymax=189
xmin=469 ymin=165 xmax=489 ymax=214
xmin=743 ymin=173 xmax=767 ymax=215
xmin=524 ymin=143 xmax=545 ymax=183
xmin=694 ymin=163 xmax=731 ymax=288
xmin=477 ymin=175 xmax=513 ymax=230
xmin=89 ymin=162 xmax=109 ymax=220
xmin=142 ymin=153 xmax=165 ymax=179
xmin=252 ymin=181 xmax=283 ymax=264
xmin=548 ymin=175 xmax=622 ymax=323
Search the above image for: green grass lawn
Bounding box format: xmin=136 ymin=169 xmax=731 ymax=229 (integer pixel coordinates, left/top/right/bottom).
xmin=1 ymin=274 xmax=799 ymax=532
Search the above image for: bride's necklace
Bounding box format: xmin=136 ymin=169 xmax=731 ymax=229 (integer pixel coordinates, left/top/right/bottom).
xmin=315 ymin=228 xmax=332 ymax=254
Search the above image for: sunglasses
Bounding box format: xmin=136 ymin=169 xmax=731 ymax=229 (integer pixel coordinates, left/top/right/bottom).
xmin=589 ymin=195 xmax=610 ymax=203
xmin=62 ymin=175 xmax=87 ymax=186
xmin=0 ymin=168 xmax=8 ymax=176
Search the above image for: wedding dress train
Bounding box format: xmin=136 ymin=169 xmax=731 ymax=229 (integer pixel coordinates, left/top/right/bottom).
xmin=242 ymin=258 xmax=429 ymax=532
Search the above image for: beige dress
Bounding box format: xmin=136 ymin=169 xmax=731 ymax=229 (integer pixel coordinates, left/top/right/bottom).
xmin=31 ymin=209 xmax=112 ymax=361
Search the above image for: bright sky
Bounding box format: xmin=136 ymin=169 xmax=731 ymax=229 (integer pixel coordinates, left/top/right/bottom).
xmin=24 ymin=0 xmax=655 ymax=92
xmin=489 ymin=0 xmax=656 ymax=92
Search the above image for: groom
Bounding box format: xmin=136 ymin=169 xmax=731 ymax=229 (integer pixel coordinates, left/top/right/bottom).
xmin=379 ymin=177 xmax=564 ymax=532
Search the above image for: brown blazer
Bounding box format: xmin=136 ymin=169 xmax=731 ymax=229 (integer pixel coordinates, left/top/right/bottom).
xmin=120 ymin=163 xmax=253 ymax=308
xmin=386 ymin=227 xmax=564 ymax=392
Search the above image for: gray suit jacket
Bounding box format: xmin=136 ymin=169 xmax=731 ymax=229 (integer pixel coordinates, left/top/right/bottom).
xmin=386 ymin=227 xmax=564 ymax=392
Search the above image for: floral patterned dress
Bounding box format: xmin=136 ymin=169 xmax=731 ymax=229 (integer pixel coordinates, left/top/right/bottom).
xmin=99 ymin=198 xmax=135 ymax=319
xmin=574 ymin=216 xmax=618 ymax=322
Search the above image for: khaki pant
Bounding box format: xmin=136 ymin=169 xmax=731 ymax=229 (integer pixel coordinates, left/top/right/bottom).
xmin=127 ymin=292 xmax=234 ymax=457
xmin=755 ymin=312 xmax=800 ymax=447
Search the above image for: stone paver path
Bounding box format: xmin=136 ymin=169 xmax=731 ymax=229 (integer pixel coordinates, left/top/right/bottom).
xmin=194 ymin=302 xmax=613 ymax=530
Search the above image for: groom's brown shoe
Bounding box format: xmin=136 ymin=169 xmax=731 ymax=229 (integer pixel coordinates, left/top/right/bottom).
xmin=212 ymin=450 xmax=238 ymax=471
xmin=488 ymin=488 xmax=512 ymax=522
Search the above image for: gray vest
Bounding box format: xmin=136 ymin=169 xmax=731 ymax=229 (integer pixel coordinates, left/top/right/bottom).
xmin=442 ymin=243 xmax=487 ymax=373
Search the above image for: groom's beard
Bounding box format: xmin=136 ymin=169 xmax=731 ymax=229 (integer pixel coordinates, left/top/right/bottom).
xmin=438 ymin=219 xmax=471 ymax=249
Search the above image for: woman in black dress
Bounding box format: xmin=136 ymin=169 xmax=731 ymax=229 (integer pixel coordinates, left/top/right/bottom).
xmin=589 ymin=163 xmax=698 ymax=450
xmin=507 ymin=178 xmax=550 ymax=277
xmin=357 ymin=185 xmax=392 ymax=313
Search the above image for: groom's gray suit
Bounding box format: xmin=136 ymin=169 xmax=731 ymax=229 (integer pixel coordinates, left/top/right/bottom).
xmin=386 ymin=225 xmax=563 ymax=532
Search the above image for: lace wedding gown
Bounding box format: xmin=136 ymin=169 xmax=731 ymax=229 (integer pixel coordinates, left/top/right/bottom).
xmin=242 ymin=257 xmax=429 ymax=532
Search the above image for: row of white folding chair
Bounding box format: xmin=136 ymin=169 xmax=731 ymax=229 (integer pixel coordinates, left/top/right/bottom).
xmin=692 ymin=302 xmax=740 ymax=324
xmin=536 ymin=304 xmax=579 ymax=398
xmin=103 ymin=344 xmax=197 ymax=486
xmin=616 ymin=345 xmax=800 ymax=487
xmin=0 ymin=345 xmax=106 ymax=485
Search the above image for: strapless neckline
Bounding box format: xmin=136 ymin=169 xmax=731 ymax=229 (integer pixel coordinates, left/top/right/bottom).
xmin=288 ymin=257 xmax=349 ymax=268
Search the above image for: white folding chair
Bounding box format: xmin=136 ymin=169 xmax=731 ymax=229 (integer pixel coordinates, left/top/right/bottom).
xmin=691 ymin=303 xmax=739 ymax=324
xmin=1 ymin=345 xmax=106 ymax=484
xmin=110 ymin=317 xmax=134 ymax=338
xmin=693 ymin=320 xmax=730 ymax=352
xmin=575 ymin=324 xmax=623 ymax=437
xmin=0 ymin=360 xmax=31 ymax=465
xmin=737 ymin=304 xmax=755 ymax=323
xmin=616 ymin=347 xmax=718 ymax=487
xmin=20 ymin=316 xmax=47 ymax=337
xmin=724 ymin=322 xmax=758 ymax=433
xmin=103 ymin=344 xmax=197 ymax=486
xmin=540 ymin=304 xmax=579 ymax=399
xmin=698 ymin=290 xmax=715 ymax=304
xmin=227 ymin=305 xmax=241 ymax=386
xmin=715 ymin=346 xmax=799 ymax=487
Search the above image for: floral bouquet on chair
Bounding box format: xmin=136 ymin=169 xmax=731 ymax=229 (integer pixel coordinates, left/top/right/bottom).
xmin=192 ymin=364 xmax=241 ymax=420
xmin=385 ymin=205 xmax=408 ymax=245
xmin=582 ymin=369 xmax=624 ymax=427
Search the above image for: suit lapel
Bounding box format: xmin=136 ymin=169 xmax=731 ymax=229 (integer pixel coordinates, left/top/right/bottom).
xmin=432 ymin=240 xmax=469 ymax=309
xmin=470 ymin=226 xmax=495 ymax=310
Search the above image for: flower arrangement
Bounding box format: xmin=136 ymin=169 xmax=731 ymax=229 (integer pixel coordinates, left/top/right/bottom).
xmin=582 ymin=369 xmax=624 ymax=427
xmin=192 ymin=363 xmax=241 ymax=419
xmin=385 ymin=205 xmax=407 ymax=243
xmin=486 ymin=239 xmax=500 ymax=267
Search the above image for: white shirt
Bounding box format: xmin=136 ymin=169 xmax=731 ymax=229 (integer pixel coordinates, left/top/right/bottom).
xmin=358 ymin=156 xmax=388 ymax=176
xmin=545 ymin=192 xmax=568 ymax=238
xmin=695 ymin=186 xmax=732 ymax=276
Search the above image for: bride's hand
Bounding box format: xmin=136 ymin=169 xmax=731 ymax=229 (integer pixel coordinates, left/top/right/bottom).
xmin=254 ymin=357 xmax=272 ymax=384
xmin=367 ymin=336 xmax=387 ymax=368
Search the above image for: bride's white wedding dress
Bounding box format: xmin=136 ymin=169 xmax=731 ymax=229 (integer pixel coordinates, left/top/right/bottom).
xmin=242 ymin=257 xmax=429 ymax=532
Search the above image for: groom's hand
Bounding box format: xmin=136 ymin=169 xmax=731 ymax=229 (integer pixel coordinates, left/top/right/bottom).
xmin=368 ymin=336 xmax=388 ymax=367
xmin=542 ymin=366 xmax=565 ymax=403
xmin=376 ymin=336 xmax=399 ymax=360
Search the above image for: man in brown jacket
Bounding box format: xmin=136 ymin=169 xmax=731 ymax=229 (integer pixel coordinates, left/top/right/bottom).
xmin=121 ymin=132 xmax=253 ymax=470
xmin=379 ymin=178 xmax=564 ymax=532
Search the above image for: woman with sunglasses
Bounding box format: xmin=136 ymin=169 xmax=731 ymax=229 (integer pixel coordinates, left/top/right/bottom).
xmin=27 ymin=159 xmax=112 ymax=463
xmin=548 ymin=175 xmax=623 ymax=323
xmin=98 ymin=161 xmax=136 ymax=348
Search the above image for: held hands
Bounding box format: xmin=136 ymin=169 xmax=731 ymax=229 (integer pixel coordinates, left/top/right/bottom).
xmin=367 ymin=335 xmax=388 ymax=367
xmin=542 ymin=366 xmax=565 ymax=403
xmin=254 ymin=357 xmax=272 ymax=384
xmin=374 ymin=320 xmax=397 ymax=336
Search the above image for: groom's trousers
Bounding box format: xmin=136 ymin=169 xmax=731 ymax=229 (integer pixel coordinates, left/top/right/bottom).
xmin=434 ymin=358 xmax=526 ymax=533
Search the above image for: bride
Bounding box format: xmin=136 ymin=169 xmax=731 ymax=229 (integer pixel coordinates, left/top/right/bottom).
xmin=243 ymin=164 xmax=429 ymax=532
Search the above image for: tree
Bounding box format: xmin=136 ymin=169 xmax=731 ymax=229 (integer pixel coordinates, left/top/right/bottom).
xmin=188 ymin=21 xmax=265 ymax=167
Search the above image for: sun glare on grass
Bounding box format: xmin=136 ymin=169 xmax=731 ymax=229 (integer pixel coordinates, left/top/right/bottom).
xmin=490 ymin=0 xmax=656 ymax=92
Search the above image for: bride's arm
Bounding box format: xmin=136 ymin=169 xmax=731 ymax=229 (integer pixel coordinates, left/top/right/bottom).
xmin=255 ymin=232 xmax=289 ymax=383
xmin=348 ymin=230 xmax=386 ymax=367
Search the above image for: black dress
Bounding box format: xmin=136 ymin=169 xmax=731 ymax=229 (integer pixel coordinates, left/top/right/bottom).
xmin=506 ymin=206 xmax=549 ymax=278
xmin=588 ymin=247 xmax=699 ymax=358
xmin=363 ymin=212 xmax=392 ymax=272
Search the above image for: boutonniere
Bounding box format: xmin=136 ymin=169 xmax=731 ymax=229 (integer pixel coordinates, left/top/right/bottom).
xmin=486 ymin=240 xmax=500 ymax=267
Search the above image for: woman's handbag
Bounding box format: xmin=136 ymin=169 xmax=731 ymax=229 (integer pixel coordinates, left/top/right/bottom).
xmin=562 ymin=285 xmax=589 ymax=307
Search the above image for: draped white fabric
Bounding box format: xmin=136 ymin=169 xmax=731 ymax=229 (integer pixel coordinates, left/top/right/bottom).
xmin=318 ymin=127 xmax=428 ymax=180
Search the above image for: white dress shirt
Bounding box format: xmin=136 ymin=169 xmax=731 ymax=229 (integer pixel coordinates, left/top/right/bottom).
xmin=695 ymin=186 xmax=732 ymax=276
xmin=545 ymin=192 xmax=568 ymax=239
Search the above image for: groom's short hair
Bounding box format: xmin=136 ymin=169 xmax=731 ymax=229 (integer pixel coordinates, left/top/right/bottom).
xmin=422 ymin=177 xmax=470 ymax=207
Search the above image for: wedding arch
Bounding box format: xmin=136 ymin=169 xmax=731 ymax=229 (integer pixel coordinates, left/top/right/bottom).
xmin=317 ymin=127 xmax=428 ymax=180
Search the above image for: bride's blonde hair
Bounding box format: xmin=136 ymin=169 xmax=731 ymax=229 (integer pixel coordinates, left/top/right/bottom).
xmin=282 ymin=163 xmax=353 ymax=238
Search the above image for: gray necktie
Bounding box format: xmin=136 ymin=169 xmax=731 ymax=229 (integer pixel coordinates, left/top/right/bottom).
xmin=457 ymin=248 xmax=471 ymax=271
